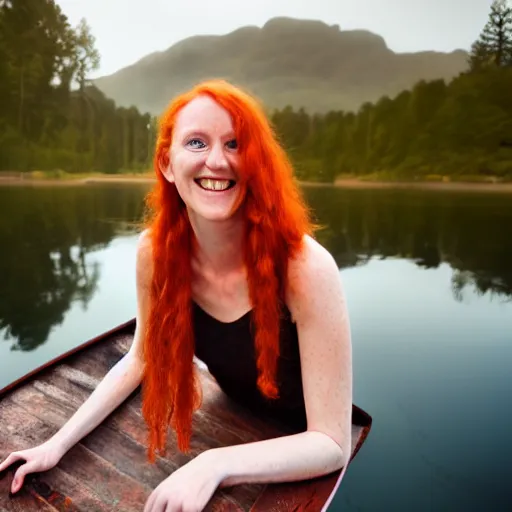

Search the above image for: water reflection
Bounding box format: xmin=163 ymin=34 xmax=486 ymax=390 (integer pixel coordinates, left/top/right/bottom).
xmin=1 ymin=184 xmax=511 ymax=356
xmin=304 ymin=187 xmax=512 ymax=302
xmin=0 ymin=184 xmax=147 ymax=353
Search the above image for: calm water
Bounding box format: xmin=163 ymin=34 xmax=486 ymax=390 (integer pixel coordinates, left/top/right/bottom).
xmin=0 ymin=183 xmax=511 ymax=511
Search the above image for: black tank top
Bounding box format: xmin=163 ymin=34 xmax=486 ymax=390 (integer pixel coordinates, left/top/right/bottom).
xmin=192 ymin=301 xmax=307 ymax=430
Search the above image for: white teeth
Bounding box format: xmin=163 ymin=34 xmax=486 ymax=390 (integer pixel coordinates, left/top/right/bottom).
xmin=198 ymin=179 xmax=231 ymax=191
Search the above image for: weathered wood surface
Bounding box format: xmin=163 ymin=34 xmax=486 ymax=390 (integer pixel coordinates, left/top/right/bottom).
xmin=0 ymin=320 xmax=372 ymax=511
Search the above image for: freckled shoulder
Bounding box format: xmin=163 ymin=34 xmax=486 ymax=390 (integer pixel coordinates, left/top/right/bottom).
xmin=285 ymin=234 xmax=344 ymax=322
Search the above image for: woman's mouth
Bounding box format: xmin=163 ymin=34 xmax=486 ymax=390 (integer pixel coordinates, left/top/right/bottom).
xmin=194 ymin=178 xmax=236 ymax=192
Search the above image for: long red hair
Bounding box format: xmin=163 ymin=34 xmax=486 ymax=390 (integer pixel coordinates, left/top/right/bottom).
xmin=141 ymin=79 xmax=313 ymax=461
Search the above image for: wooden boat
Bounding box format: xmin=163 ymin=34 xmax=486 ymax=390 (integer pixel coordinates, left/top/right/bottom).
xmin=0 ymin=319 xmax=372 ymax=511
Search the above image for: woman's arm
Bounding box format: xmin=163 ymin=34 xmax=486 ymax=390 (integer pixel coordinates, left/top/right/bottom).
xmin=46 ymin=229 xmax=153 ymax=456
xmin=212 ymin=430 xmax=344 ymax=488
xmin=214 ymin=235 xmax=353 ymax=486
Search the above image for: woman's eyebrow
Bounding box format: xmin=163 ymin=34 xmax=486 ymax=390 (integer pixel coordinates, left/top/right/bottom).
xmin=180 ymin=129 xmax=208 ymax=140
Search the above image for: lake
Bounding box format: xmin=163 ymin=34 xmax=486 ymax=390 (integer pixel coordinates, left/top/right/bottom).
xmin=0 ymin=182 xmax=511 ymax=511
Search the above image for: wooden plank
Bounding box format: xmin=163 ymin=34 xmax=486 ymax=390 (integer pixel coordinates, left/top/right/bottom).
xmin=17 ymin=373 xmax=217 ymax=470
xmin=0 ymin=401 xmax=150 ymax=511
xmin=70 ymin=337 xmax=128 ymax=375
xmin=66 ymin=335 xmax=291 ymax=447
xmin=0 ymin=451 xmax=102 ymax=512
xmin=52 ymin=365 xmax=101 ymax=395
xmin=62 ymin=331 xmax=298 ymax=444
xmin=52 ymin=444 xmax=149 ymax=511
xmin=250 ymin=474 xmax=339 ymax=512
xmin=204 ymin=499 xmax=243 ymax=512
xmin=7 ymin=388 xmax=174 ymax=489
xmin=79 ymin=417 xmax=260 ymax=509
xmin=7 ymin=368 xmax=264 ymax=509
xmin=45 ymin=340 xmax=238 ymax=452
xmin=0 ymin=476 xmax=59 ymax=512
xmin=0 ymin=430 xmax=81 ymax=511
xmin=25 ymin=371 xmax=149 ymax=450
xmin=4 ymin=383 xmax=258 ymax=510
xmin=0 ymin=398 xmax=58 ymax=446
xmin=0 ymin=459 xmax=60 ymax=512
xmin=9 ymin=383 xmax=83 ymax=433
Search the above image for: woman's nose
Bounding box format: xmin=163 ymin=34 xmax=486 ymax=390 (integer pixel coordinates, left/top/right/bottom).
xmin=205 ymin=142 xmax=229 ymax=170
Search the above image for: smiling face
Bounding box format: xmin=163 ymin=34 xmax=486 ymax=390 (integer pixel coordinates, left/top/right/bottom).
xmin=162 ymin=95 xmax=243 ymax=223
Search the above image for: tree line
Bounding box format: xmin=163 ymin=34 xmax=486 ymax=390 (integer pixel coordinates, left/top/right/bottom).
xmin=0 ymin=0 xmax=153 ymax=173
xmin=271 ymin=0 xmax=512 ymax=182
xmin=1 ymin=0 xmax=511 ymax=179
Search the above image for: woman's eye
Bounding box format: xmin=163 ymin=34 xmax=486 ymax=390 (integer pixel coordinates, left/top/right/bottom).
xmin=226 ymin=139 xmax=238 ymax=150
xmin=187 ymin=139 xmax=206 ymax=149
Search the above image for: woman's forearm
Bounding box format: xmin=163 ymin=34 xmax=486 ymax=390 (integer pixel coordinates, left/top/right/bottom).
xmin=49 ymin=353 xmax=144 ymax=456
xmin=212 ymin=430 xmax=347 ymax=488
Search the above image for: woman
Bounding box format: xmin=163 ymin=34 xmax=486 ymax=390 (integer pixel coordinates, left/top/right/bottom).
xmin=0 ymin=80 xmax=353 ymax=512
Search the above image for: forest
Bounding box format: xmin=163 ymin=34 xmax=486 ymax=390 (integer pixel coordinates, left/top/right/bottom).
xmin=0 ymin=0 xmax=152 ymax=173
xmin=0 ymin=0 xmax=511 ymax=181
xmin=271 ymin=0 xmax=512 ymax=182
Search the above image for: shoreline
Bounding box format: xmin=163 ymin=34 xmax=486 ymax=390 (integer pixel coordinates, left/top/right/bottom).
xmin=330 ymin=178 xmax=512 ymax=193
xmin=0 ymin=175 xmax=156 ymax=187
xmin=1 ymin=175 xmax=512 ymax=193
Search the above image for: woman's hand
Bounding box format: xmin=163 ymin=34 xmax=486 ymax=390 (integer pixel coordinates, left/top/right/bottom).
xmin=0 ymin=440 xmax=64 ymax=494
xmin=144 ymin=450 xmax=225 ymax=512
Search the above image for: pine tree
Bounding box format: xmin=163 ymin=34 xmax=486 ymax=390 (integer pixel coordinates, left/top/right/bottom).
xmin=469 ymin=0 xmax=512 ymax=70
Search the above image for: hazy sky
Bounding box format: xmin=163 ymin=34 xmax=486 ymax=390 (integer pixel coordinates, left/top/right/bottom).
xmin=56 ymin=0 xmax=493 ymax=78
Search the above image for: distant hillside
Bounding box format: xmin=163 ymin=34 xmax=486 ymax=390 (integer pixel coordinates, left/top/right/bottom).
xmin=93 ymin=17 xmax=469 ymax=115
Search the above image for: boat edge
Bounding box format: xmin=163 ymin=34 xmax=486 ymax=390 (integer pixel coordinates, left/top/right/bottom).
xmin=320 ymin=405 xmax=373 ymax=511
xmin=0 ymin=319 xmax=136 ymax=398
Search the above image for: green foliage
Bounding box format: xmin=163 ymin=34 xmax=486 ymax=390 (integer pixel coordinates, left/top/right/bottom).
xmin=0 ymin=1 xmax=154 ymax=173
xmin=270 ymin=67 xmax=512 ymax=182
xmin=469 ymin=0 xmax=512 ymax=70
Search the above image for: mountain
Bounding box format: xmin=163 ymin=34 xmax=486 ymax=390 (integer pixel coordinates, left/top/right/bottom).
xmin=93 ymin=17 xmax=469 ymax=115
